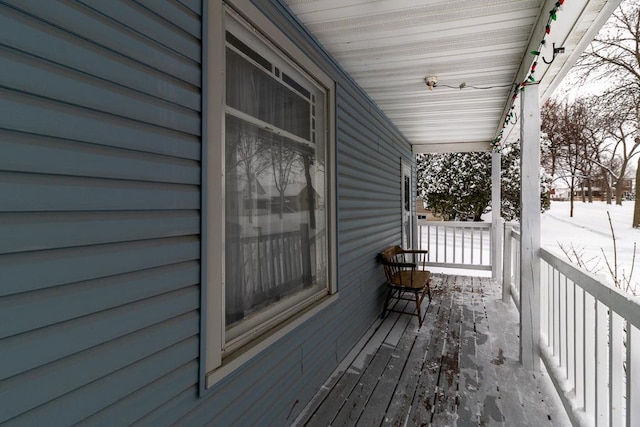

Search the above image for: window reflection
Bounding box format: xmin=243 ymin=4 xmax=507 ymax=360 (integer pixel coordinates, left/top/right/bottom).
xmin=224 ymin=39 xmax=327 ymax=332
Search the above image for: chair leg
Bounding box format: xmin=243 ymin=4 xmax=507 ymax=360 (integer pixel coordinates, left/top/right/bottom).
xmin=414 ymin=290 xmax=423 ymax=327
xmin=381 ymin=288 xmax=393 ymax=319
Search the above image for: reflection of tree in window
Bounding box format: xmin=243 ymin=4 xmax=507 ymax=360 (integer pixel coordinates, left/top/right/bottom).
xmin=225 ymin=118 xmax=270 ymax=223
xmin=270 ymin=137 xmax=300 ymax=218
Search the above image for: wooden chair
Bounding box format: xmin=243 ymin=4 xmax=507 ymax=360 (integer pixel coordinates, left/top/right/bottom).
xmin=379 ymin=245 xmax=431 ymax=327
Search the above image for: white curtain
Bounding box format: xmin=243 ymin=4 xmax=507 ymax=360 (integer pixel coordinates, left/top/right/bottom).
xmin=224 ymin=45 xmax=326 ymax=329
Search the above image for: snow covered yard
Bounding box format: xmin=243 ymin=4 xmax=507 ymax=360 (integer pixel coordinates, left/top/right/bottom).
xmin=542 ymin=201 xmax=640 ymax=295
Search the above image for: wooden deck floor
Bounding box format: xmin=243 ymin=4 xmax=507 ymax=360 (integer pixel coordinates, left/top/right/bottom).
xmin=294 ymin=274 xmax=570 ymax=426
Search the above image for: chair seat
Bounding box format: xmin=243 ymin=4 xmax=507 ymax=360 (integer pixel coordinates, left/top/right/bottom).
xmin=389 ymin=270 xmax=430 ymax=289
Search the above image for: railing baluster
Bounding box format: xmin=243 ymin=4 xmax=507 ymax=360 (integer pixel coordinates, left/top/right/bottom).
xmin=629 ymin=325 xmax=640 ymax=426
xmin=585 ymin=292 xmax=596 ymax=419
xmin=444 ymin=226 xmax=448 ymax=263
xmin=540 ymin=261 xmax=548 ymax=344
xmin=611 ymin=313 xmax=624 ymax=426
xmin=453 ymin=227 xmax=456 ymax=264
xmin=593 ymin=300 xmax=602 ymax=426
xmin=547 ymin=268 xmax=556 ymax=353
xmin=571 ymin=278 xmax=576 ymax=395
xmin=553 ymin=270 xmax=558 ymax=357
xmin=577 ymin=287 xmax=585 ymax=410
xmin=480 ymin=226 xmax=483 ymax=265
xmin=559 ymin=275 xmax=565 ymax=370
xmin=610 ymin=311 xmax=614 ymax=427
xmin=471 ymin=228 xmax=474 ymax=265
xmin=596 ymin=301 xmax=610 ymax=425
xmin=628 ymin=324 xmax=632 ymax=427
xmin=435 ymin=224 xmax=439 ymax=262
xmin=461 ymin=228 xmax=465 ymax=264
xmin=515 ymin=241 xmax=520 ymax=298
xmin=427 ymin=223 xmax=431 ymax=262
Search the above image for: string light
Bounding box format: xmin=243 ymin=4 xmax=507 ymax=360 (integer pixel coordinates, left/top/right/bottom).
xmin=492 ymin=0 xmax=566 ymax=152
xmin=438 ymin=83 xmax=514 ymax=90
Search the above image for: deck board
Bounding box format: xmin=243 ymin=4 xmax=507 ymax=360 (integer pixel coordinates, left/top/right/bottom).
xmin=293 ymin=274 xmax=571 ymax=426
xmin=380 ymin=283 xmax=447 ymax=427
xmin=409 ymin=275 xmax=455 ymax=425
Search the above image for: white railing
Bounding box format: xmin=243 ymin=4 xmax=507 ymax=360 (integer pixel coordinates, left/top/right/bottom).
xmin=503 ymin=225 xmax=640 ymax=426
xmin=416 ymin=220 xmax=492 ymax=271
xmin=540 ymin=249 xmax=640 ymax=427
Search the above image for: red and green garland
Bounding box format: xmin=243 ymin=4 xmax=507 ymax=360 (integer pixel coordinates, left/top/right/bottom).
xmin=491 ymin=0 xmax=566 ymax=151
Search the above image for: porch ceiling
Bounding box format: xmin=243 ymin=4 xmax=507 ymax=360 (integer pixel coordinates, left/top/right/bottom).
xmin=283 ymin=0 xmax=620 ymax=153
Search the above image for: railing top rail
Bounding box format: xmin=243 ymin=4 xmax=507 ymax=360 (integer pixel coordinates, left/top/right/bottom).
xmin=540 ymin=247 xmax=640 ymax=329
xmin=417 ymin=220 xmax=491 ymax=228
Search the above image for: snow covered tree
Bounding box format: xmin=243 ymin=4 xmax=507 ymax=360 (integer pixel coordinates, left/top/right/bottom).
xmin=501 ymin=140 xmax=552 ymax=221
xmin=417 ymin=152 xmax=491 ymax=221
xmin=417 ymin=144 xmax=550 ymax=222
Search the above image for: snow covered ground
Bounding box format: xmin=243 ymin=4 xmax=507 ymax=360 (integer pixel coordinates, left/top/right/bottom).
xmin=541 ymin=200 xmax=640 ymax=295
xmin=422 ymin=200 xmax=640 ymax=294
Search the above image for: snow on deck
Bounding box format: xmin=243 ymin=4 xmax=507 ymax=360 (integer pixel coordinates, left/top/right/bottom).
xmin=293 ymin=274 xmax=569 ymax=426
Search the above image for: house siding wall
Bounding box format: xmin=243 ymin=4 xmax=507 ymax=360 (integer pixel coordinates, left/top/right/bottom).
xmin=0 ymin=0 xmax=413 ymax=425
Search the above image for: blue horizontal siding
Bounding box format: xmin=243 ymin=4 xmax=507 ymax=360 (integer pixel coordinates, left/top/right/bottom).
xmin=77 ymin=0 xmax=201 ymax=62
xmin=0 ymin=261 xmax=200 ymax=338
xmin=0 ymin=0 xmax=416 ymax=425
xmin=135 ymin=0 xmax=202 ymax=39
xmin=3 ymin=0 xmax=200 ymax=85
xmin=0 ymin=211 xmax=199 ymax=255
xmin=0 ymin=89 xmax=200 ymax=159
xmin=1 ymin=236 xmax=200 ymax=297
xmin=6 ymin=337 xmax=199 ymax=426
xmin=133 ymin=386 xmax=199 ymax=426
xmin=0 ymin=312 xmax=199 ymax=421
xmin=0 ymin=172 xmax=200 ymax=212
xmin=0 ymin=131 xmax=200 ymax=184
xmin=0 ymin=286 xmax=199 ymax=380
xmin=0 ymin=48 xmax=200 ymax=134
xmin=0 ymin=4 xmax=200 ymax=110
xmin=0 ymin=1 xmax=204 ymax=424
xmin=80 ymin=362 xmax=199 ymax=425
xmin=177 ymin=0 xmax=202 ymax=16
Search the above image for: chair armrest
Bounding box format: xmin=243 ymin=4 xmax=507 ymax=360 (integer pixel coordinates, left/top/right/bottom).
xmin=402 ymin=249 xmax=428 ymax=254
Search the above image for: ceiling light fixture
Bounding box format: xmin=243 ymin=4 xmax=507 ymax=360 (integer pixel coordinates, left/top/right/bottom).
xmin=424 ymin=76 xmax=438 ymax=91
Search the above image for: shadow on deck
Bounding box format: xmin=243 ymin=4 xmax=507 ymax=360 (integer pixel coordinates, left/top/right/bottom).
xmin=294 ymin=274 xmax=570 ymax=426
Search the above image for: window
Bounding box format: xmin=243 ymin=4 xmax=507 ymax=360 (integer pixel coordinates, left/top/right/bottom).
xmin=204 ymin=1 xmax=335 ymax=387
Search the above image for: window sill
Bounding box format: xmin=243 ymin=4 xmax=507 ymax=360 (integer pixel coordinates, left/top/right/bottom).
xmin=204 ymin=292 xmax=339 ymax=390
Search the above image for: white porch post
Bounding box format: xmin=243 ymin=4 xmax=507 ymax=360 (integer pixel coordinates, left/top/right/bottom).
xmin=519 ymin=84 xmax=541 ymax=370
xmin=491 ymin=150 xmax=502 ymax=281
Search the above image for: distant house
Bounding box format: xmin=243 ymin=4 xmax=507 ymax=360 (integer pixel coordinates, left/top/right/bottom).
xmin=266 ymin=182 xmax=320 ymax=214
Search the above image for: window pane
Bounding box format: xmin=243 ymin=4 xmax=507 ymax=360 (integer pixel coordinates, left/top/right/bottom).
xmin=226 ymin=48 xmax=311 ymax=140
xmin=224 ymin=116 xmax=326 ymax=330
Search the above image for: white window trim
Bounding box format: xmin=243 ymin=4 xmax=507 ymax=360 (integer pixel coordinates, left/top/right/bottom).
xmin=203 ymin=0 xmax=337 ymax=389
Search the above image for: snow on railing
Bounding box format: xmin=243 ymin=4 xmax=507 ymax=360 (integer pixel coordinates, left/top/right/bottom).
xmin=504 ymin=227 xmax=640 ymax=427
xmin=416 ymin=220 xmax=492 ymax=271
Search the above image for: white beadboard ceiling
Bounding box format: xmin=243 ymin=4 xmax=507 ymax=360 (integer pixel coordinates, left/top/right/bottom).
xmin=283 ymin=0 xmax=621 ymax=152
